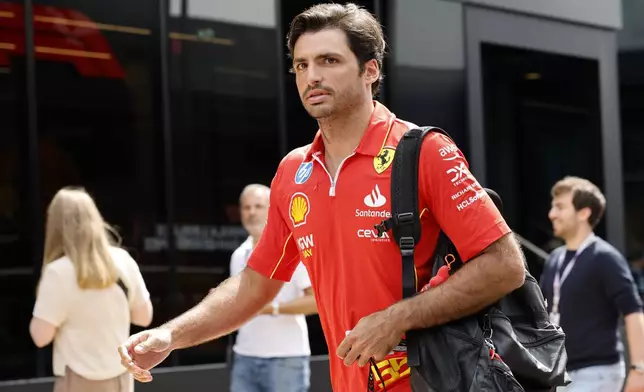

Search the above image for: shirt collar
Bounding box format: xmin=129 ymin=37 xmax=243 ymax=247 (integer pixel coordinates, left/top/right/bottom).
xmin=240 ymin=236 xmax=253 ymax=250
xmin=303 ymin=101 xmax=396 ymax=161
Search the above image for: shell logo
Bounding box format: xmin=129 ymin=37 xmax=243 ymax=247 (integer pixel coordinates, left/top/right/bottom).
xmin=289 ymin=192 xmax=310 ymax=227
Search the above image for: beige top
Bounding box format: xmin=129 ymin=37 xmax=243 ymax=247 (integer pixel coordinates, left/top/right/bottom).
xmin=33 ymin=247 xmax=150 ymax=380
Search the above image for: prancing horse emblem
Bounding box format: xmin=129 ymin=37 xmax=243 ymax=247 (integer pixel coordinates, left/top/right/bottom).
xmin=374 ymin=147 xmax=395 ymax=174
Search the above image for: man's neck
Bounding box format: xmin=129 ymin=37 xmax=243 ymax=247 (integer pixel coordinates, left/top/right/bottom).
xmin=251 ymin=236 xmax=260 ymax=248
xmin=318 ymin=99 xmax=375 ymax=165
xmin=564 ymin=226 xmax=594 ymax=250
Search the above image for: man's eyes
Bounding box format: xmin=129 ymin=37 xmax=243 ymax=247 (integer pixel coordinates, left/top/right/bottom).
xmin=292 ymin=58 xmax=339 ymax=73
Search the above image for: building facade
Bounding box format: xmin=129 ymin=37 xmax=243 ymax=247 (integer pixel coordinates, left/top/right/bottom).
xmin=1 ymin=0 xmax=643 ymax=387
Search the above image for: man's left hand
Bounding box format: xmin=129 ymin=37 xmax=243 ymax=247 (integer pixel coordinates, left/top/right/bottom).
xmin=625 ymin=370 xmax=644 ymax=392
xmin=336 ymin=309 xmax=404 ymax=368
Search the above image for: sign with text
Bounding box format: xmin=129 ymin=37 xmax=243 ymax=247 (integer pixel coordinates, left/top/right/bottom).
xmin=144 ymin=224 xmax=247 ymax=252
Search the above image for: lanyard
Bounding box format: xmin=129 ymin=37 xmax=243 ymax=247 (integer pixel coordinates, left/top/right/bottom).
xmin=551 ymin=233 xmax=596 ymax=314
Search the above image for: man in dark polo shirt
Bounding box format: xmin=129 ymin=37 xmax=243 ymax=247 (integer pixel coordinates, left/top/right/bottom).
xmin=540 ymin=176 xmax=644 ymax=392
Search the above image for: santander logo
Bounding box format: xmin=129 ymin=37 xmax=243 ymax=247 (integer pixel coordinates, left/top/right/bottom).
xmin=364 ymin=185 xmax=387 ymax=208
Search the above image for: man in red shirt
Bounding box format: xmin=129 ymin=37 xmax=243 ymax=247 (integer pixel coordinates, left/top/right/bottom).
xmin=118 ymin=3 xmax=526 ymax=391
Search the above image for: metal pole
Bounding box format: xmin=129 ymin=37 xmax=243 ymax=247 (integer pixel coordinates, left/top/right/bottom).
xmin=24 ymin=0 xmax=45 ymax=377
xmin=159 ymin=0 xmax=179 ymax=366
xmin=275 ymin=0 xmax=289 ymax=157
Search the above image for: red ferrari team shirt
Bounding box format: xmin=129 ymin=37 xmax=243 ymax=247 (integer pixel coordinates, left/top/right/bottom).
xmin=247 ymin=102 xmax=510 ymax=391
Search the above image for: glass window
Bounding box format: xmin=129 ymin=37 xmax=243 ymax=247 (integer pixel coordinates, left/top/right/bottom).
xmin=386 ymin=0 xmax=468 ymax=156
xmin=0 ymin=0 xmax=35 ymax=380
xmin=618 ymin=0 xmax=644 ymax=263
xmin=168 ymin=1 xmax=284 ymax=365
xmin=30 ymin=0 xmax=166 ymax=376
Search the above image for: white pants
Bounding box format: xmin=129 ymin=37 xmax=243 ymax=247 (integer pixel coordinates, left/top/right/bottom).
xmin=558 ymin=361 xmax=625 ymax=392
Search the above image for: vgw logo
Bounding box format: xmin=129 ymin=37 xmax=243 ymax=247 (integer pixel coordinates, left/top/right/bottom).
xmin=296 ymin=234 xmax=314 ymax=258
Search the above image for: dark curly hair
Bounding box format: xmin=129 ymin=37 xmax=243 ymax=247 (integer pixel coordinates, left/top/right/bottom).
xmin=286 ymin=3 xmax=386 ymax=97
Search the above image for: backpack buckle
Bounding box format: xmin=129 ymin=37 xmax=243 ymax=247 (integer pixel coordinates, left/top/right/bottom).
xmin=399 ymin=236 xmax=415 ymax=250
xmin=374 ymin=218 xmax=393 ymax=238
xmin=396 ymin=212 xmax=415 ymax=225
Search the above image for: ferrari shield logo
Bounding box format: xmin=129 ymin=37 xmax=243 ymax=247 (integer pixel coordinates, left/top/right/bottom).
xmin=374 ymin=147 xmax=395 ymax=174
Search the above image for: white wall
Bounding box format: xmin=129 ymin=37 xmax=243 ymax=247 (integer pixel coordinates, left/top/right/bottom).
xmin=393 ymin=0 xmax=465 ymax=69
xmin=169 ymin=0 xmax=276 ymax=28
xmin=394 ymin=0 xmax=626 ymax=68
xmin=170 ymin=0 xmax=181 ymax=17
xmin=450 ymin=0 xmax=622 ymax=30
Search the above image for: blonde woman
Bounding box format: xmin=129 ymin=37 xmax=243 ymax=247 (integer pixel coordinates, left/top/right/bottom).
xmin=30 ymin=187 xmax=153 ymax=392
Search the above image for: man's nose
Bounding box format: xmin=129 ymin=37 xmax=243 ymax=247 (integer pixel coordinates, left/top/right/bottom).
xmin=548 ymin=209 xmax=556 ymax=221
xmin=306 ymin=64 xmax=322 ymax=86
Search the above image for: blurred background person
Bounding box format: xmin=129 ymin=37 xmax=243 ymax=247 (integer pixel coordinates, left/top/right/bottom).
xmin=540 ymin=177 xmax=644 ymax=392
xmin=227 ymin=184 xmax=317 ymax=392
xmin=29 ymin=187 xmax=153 ymax=392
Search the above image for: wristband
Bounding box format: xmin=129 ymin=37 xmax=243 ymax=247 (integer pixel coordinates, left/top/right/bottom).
xmin=271 ymin=302 xmax=280 ymax=316
xmin=631 ymin=361 xmax=644 ymax=375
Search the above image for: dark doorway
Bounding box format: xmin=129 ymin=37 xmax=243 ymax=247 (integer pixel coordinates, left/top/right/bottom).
xmin=481 ymin=43 xmax=604 ymax=276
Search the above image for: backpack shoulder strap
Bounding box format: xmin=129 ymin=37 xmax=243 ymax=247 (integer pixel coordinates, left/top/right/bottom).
xmin=375 ymin=126 xmax=452 ymax=299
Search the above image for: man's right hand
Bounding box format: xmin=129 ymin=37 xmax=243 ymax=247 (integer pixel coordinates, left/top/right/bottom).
xmin=118 ymin=328 xmax=173 ymax=382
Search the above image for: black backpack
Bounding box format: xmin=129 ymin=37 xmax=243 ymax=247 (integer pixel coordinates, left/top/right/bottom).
xmin=376 ymin=127 xmax=571 ymax=392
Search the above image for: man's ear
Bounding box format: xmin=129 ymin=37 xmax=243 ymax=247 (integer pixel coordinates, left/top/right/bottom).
xmin=577 ymin=206 xmax=592 ymax=223
xmin=363 ymin=59 xmax=380 ymax=85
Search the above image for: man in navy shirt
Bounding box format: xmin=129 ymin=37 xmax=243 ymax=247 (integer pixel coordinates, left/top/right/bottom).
xmin=540 ymin=176 xmax=644 ymax=392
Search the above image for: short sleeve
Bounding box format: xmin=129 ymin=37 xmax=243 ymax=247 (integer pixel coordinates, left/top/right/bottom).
xmin=598 ymin=249 xmax=643 ymax=316
xmin=119 ymin=249 xmax=150 ymax=308
xmin=32 ymin=266 xmax=70 ymax=327
xmin=229 ymin=247 xmax=246 ymax=278
xmin=247 ymin=164 xmax=300 ymax=281
xmin=291 ymin=262 xmax=312 ymax=291
xmin=419 ymin=132 xmax=511 ymax=261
